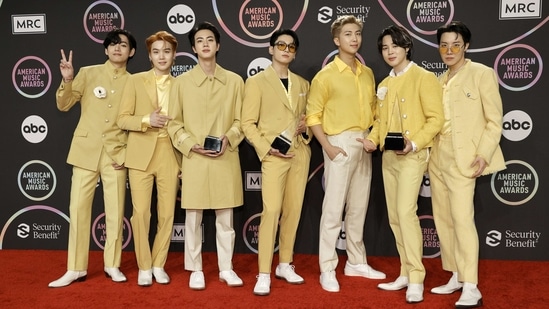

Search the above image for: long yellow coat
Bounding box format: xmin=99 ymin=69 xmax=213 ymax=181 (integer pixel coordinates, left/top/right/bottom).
xmin=168 ymin=64 xmax=244 ymax=209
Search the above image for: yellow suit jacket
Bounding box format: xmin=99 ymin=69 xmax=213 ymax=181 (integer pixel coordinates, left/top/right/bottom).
xmin=369 ymin=63 xmax=444 ymax=151
xmin=439 ymin=60 xmax=506 ymax=177
xmin=56 ymin=61 xmax=129 ymax=171
xmin=242 ymin=66 xmax=311 ymax=161
xmin=117 ymin=70 xmax=182 ymax=171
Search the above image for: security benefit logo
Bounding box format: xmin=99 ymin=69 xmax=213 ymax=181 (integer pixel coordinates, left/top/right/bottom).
xmin=486 ymin=229 xmax=541 ymax=249
xmin=0 ymin=205 xmax=69 ymax=249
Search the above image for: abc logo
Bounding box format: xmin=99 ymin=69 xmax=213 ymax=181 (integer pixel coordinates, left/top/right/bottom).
xmin=247 ymin=57 xmax=272 ymax=78
xmin=167 ymin=4 xmax=195 ymax=35
xmin=21 ymin=115 xmax=47 ymax=143
xmin=419 ymin=173 xmax=431 ymax=197
xmin=502 ymin=110 xmax=532 ymax=142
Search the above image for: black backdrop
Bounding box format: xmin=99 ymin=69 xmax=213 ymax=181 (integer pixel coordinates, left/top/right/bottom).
xmin=2 ymin=0 xmax=548 ymax=261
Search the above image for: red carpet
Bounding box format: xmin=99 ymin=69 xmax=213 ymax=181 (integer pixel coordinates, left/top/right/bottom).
xmin=0 ymin=250 xmax=547 ymax=308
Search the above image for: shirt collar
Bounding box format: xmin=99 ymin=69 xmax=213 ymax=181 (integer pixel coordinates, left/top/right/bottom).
xmin=190 ymin=63 xmax=227 ymax=86
xmin=104 ymin=60 xmax=127 ymax=75
xmin=389 ymin=61 xmax=414 ymax=77
xmin=334 ymin=56 xmax=362 ymax=74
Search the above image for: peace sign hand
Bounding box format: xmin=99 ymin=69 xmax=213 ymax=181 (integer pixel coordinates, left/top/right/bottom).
xmin=60 ymin=49 xmax=74 ymax=82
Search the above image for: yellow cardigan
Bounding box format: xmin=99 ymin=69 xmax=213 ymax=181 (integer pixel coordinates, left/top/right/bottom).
xmin=369 ymin=63 xmax=444 ymax=151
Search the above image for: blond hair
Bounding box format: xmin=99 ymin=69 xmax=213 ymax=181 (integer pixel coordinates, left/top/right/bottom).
xmin=330 ymin=15 xmax=363 ymax=38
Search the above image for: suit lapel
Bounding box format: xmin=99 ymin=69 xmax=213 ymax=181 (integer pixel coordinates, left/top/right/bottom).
xmin=145 ymin=70 xmax=158 ymax=109
xmin=264 ymin=66 xmax=293 ymax=112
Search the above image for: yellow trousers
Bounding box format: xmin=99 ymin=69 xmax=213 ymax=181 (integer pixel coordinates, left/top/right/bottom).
xmin=382 ymin=149 xmax=428 ymax=283
xmin=257 ymin=144 xmax=311 ymax=273
xmin=67 ymin=147 xmax=127 ymax=271
xmin=429 ymin=134 xmax=479 ymax=284
xmin=128 ymin=137 xmax=179 ymax=271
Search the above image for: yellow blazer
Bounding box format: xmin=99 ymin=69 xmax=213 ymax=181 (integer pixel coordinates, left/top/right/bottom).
xmin=56 ymin=61 xmax=129 ymax=170
xmin=117 ymin=70 xmax=182 ymax=171
xmin=242 ymin=66 xmax=311 ymax=161
xmin=438 ymin=60 xmax=506 ymax=177
xmin=370 ymin=63 xmax=444 ymax=151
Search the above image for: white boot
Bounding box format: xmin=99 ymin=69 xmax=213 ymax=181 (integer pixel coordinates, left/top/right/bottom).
xmin=431 ymin=271 xmax=463 ymax=294
xmin=455 ymin=282 xmax=483 ymax=308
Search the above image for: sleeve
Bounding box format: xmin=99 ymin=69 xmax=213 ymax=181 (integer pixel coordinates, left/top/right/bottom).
xmin=56 ymin=67 xmax=85 ymax=111
xmin=117 ymin=76 xmax=148 ymax=132
xmin=412 ymin=72 xmax=444 ymax=150
xmin=476 ymin=68 xmax=504 ymax=164
xmin=305 ymin=76 xmax=326 ymax=127
xmin=225 ymin=76 xmax=245 ymax=151
xmin=167 ymin=78 xmax=195 ymax=157
xmin=241 ymin=77 xmax=272 ymax=160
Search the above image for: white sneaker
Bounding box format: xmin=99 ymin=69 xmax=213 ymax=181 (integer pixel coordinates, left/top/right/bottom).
xmin=253 ymin=274 xmax=271 ymax=296
xmin=138 ymin=269 xmax=153 ymax=287
xmin=320 ymin=270 xmax=340 ymax=292
xmin=378 ymin=276 xmax=409 ymax=291
xmin=275 ymin=264 xmax=304 ymax=284
xmin=104 ymin=267 xmax=127 ymax=283
xmin=48 ymin=270 xmax=87 ymax=288
xmin=219 ymin=270 xmax=243 ymax=287
xmin=431 ymin=272 xmax=463 ymax=294
xmin=189 ymin=271 xmax=205 ymax=290
xmin=455 ymin=282 xmax=483 ymax=308
xmin=152 ymin=267 xmax=170 ymax=284
xmin=343 ymin=261 xmax=386 ymax=279
xmin=406 ymin=283 xmax=424 ymax=303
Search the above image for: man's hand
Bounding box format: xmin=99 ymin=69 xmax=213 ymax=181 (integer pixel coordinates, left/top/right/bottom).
xmin=150 ymin=107 xmax=172 ymax=128
xmin=357 ymin=137 xmax=376 ymax=152
xmin=471 ymin=156 xmax=487 ymax=177
xmin=60 ymin=49 xmax=74 ymax=82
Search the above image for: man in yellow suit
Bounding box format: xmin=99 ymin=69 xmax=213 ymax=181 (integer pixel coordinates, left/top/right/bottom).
xmin=117 ymin=31 xmax=181 ymax=287
xmin=242 ymin=29 xmax=311 ymax=296
xmin=49 ymin=29 xmax=136 ymax=288
xmin=429 ymin=21 xmax=506 ymax=309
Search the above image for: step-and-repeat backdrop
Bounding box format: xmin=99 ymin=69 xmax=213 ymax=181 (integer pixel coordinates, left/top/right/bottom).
xmin=1 ymin=0 xmax=547 ymax=260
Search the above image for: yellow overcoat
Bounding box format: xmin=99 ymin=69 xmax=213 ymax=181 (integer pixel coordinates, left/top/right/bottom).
xmin=168 ymin=64 xmax=244 ymax=209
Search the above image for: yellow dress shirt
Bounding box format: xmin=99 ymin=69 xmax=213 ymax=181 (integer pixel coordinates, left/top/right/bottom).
xmin=306 ymin=56 xmax=376 ymax=135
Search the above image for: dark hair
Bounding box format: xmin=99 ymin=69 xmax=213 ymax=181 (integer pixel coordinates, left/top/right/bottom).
xmin=377 ymin=25 xmax=414 ymax=60
xmin=436 ymin=21 xmax=472 ymax=45
xmin=188 ymin=21 xmax=221 ymax=47
xmin=103 ymin=28 xmax=137 ymax=60
xmin=269 ymin=29 xmax=300 ymax=51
